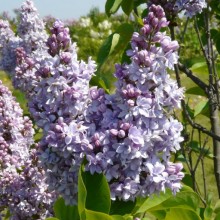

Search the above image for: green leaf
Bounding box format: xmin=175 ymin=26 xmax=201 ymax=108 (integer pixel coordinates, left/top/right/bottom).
xmin=110 ymin=199 xmax=136 ymax=215
xmin=149 ymin=191 xmax=200 ymax=212
xmin=81 ymin=171 xmax=111 ymax=214
xmin=149 ymin=210 xmax=166 ymax=219
xmin=185 ymin=86 xmax=206 ymax=97
xmin=97 ymin=23 xmax=133 ymax=68
xmin=105 ymin=0 xmax=123 ymax=16
xmin=194 ymin=100 xmax=209 ymax=117
xmin=78 ymin=165 xmax=87 ymax=220
xmin=165 ymin=208 xmax=202 ymax=220
xmin=97 ymin=33 xmax=120 ymax=66
xmin=85 ymin=209 xmax=113 ymax=220
xmin=121 ymin=0 xmax=134 ymax=16
xmin=204 ymin=207 xmax=213 ymax=220
xmin=53 ymin=197 xmax=79 ymax=220
xmin=135 ymin=190 xmax=173 ymax=214
xmin=191 ymin=62 xmax=206 ymax=71
xmin=182 ymin=174 xmax=194 ymax=189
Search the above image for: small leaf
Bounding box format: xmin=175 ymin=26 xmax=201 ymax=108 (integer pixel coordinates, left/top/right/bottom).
xmin=194 ymin=100 xmax=209 ymax=117
xmin=54 ymin=197 xmax=79 ymax=220
xmin=121 ymin=0 xmax=134 ymax=16
xmin=105 ymin=0 xmax=123 ymax=16
xmin=204 ymin=207 xmax=213 ymax=220
xmin=185 ymin=86 xmax=206 ymax=97
xmin=97 ymin=33 xmax=120 ymax=66
xmin=191 ymin=62 xmax=206 ymax=71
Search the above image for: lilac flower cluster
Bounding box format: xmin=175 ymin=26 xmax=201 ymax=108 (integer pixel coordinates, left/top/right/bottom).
xmin=0 ymin=0 xmax=48 ymax=75
xmin=17 ymin=0 xmax=48 ymax=53
xmin=149 ymin=0 xmax=207 ymax=18
xmin=82 ymin=4 xmax=185 ymax=200
xmin=0 ymin=81 xmax=55 ymax=219
xmin=0 ymin=0 xmax=185 ymax=207
xmin=0 ymin=20 xmax=21 ymax=72
xmin=35 ymin=21 xmax=96 ymax=204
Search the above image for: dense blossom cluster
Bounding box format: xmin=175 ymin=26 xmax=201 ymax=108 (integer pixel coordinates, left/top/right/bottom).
xmin=82 ymin=4 xmax=184 ymax=201
xmin=0 ymin=0 xmax=48 ymax=75
xmin=0 ymin=81 xmax=55 ymax=219
xmin=149 ymin=0 xmax=207 ymax=18
xmin=0 ymin=0 xmax=185 ymax=209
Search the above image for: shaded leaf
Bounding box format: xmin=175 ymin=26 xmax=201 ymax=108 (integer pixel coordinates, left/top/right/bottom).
xmin=110 ymin=199 xmax=136 ymax=215
xmin=121 ymin=0 xmax=134 ymax=16
xmin=97 ymin=33 xmax=120 ymax=66
xmin=81 ymin=171 xmax=111 ymax=214
xmin=53 ymin=197 xmax=79 ymax=220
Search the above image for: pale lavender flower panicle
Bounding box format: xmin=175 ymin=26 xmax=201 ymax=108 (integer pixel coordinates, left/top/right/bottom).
xmin=17 ymin=0 xmax=48 ymax=53
xmin=0 ymin=20 xmax=21 ymax=72
xmin=83 ymin=4 xmax=184 ymax=201
xmin=0 ymin=81 xmax=56 ymax=219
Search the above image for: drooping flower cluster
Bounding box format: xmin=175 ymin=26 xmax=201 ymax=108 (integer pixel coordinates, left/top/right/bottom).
xmin=0 ymin=20 xmax=21 ymax=72
xmin=149 ymin=0 xmax=207 ymax=18
xmin=0 ymin=81 xmax=56 ymax=219
xmin=0 ymin=0 xmax=48 ymax=75
xmin=82 ymin=4 xmax=185 ymax=201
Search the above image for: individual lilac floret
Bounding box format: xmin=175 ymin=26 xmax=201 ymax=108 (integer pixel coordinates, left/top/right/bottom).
xmin=0 ymin=81 xmax=56 ymax=219
xmin=149 ymin=0 xmax=207 ymax=18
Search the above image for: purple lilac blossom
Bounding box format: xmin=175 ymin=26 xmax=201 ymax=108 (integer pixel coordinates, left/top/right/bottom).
xmin=0 ymin=81 xmax=56 ymax=219
xmin=83 ymin=4 xmax=185 ymax=201
xmin=0 ymin=0 xmax=48 ymax=77
xmin=149 ymin=0 xmax=207 ymax=18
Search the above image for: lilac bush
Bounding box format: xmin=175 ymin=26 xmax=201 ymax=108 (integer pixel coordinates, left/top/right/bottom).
xmin=0 ymin=0 xmax=186 ymax=211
